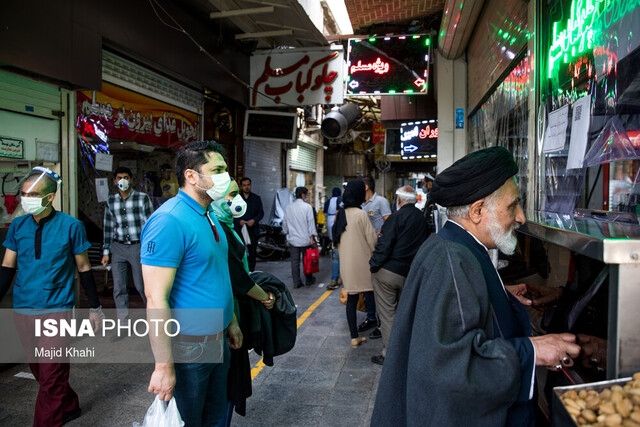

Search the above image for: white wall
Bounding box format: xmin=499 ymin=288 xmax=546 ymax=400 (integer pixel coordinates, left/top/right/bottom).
xmin=436 ymin=52 xmax=468 ymax=173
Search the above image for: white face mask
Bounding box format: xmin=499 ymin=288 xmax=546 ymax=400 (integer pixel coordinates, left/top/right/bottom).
xmin=21 ymin=193 xmax=52 ymax=215
xmin=117 ymin=178 xmax=130 ymax=192
xmin=196 ymin=172 xmax=231 ymax=202
xmin=228 ymin=194 xmax=247 ymax=218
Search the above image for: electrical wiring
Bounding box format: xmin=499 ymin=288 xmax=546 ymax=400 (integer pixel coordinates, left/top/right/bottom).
xmin=147 ymin=0 xmax=312 ymax=109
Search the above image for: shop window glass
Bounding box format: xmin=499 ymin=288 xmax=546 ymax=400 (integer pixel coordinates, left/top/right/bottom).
xmin=469 ymin=55 xmax=531 ymax=206
xmin=539 ymin=0 xmax=640 ymax=215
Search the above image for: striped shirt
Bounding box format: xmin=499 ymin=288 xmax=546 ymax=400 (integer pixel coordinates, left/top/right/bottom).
xmin=103 ymin=190 xmax=154 ymax=255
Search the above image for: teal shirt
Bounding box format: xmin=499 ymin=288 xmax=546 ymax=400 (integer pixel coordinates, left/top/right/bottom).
xmin=141 ymin=190 xmax=233 ymax=335
xmin=3 ymin=210 xmax=91 ymax=309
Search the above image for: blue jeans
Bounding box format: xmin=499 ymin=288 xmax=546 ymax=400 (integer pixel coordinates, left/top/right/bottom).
xmin=331 ymin=248 xmax=340 ymax=281
xmin=172 ymin=337 xmax=230 ymax=426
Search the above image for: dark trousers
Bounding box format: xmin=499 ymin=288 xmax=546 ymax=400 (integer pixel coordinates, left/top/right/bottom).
xmin=247 ymin=233 xmax=258 ymax=272
xmin=14 ymin=311 xmax=79 ymax=427
xmin=289 ymin=245 xmax=313 ymax=288
xmin=29 ymin=362 xmax=79 ymax=427
xmin=346 ymin=294 xmax=360 ymax=338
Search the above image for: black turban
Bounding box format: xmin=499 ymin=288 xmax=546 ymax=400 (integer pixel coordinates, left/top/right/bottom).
xmin=431 ymin=146 xmax=518 ymax=207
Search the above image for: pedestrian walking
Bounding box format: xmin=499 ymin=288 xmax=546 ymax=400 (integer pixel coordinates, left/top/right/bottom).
xmin=369 ymin=186 xmax=428 ymax=365
xmin=333 ymin=180 xmax=377 ymax=348
xmin=102 ymin=166 xmax=153 ymax=324
xmin=282 ymin=187 xmax=317 ymax=289
xmin=0 ymin=167 xmax=103 ymax=426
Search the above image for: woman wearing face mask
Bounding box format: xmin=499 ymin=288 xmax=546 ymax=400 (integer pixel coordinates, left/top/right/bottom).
xmin=211 ymin=180 xmax=274 ymax=426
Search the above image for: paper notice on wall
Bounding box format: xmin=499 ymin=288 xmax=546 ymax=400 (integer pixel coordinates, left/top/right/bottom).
xmin=96 ymin=178 xmax=109 ymax=203
xmin=543 ymin=104 xmax=569 ymax=153
xmin=95 ymin=153 xmax=114 ymax=172
xmin=566 ymin=95 xmax=592 ymax=170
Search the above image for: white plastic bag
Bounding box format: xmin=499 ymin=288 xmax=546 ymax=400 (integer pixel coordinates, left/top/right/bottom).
xmin=133 ymin=396 xmax=185 ymax=427
xmin=241 ymin=224 xmax=252 ymax=245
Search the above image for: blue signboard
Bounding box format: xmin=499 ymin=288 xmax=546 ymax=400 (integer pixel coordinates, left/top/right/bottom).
xmin=455 ymin=108 xmax=464 ymax=129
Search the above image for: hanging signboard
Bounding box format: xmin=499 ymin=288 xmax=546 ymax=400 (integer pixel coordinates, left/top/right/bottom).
xmin=400 ymin=120 xmax=438 ymax=159
xmin=347 ymin=35 xmax=431 ymax=95
xmin=77 ymin=82 xmax=200 ymax=148
xmin=372 ymin=122 xmax=386 ymax=144
xmin=250 ymin=46 xmax=344 ymax=107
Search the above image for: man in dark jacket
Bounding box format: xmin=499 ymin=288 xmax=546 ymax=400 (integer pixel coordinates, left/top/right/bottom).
xmin=234 ymin=177 xmax=264 ymax=271
xmin=369 ymin=186 xmax=427 ymax=365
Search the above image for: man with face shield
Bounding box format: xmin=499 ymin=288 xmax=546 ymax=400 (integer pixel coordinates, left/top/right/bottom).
xmin=0 ymin=167 xmax=103 ymax=426
xmin=372 ymin=147 xmax=582 ymax=427
xmin=141 ymin=141 xmax=243 ymax=426
xmin=101 ymin=166 xmax=153 ymax=325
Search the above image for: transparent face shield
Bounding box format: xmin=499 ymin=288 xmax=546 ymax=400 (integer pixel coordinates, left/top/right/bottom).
xmin=19 ymin=167 xmax=62 ymax=198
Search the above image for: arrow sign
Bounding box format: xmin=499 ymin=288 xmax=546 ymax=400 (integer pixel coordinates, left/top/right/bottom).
xmin=348 ymin=80 xmax=359 ymax=89
xmin=403 ymin=144 xmax=418 ymax=153
xmin=413 ymin=78 xmax=425 ymax=87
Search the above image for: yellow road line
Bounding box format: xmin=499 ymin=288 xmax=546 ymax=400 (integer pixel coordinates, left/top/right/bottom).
xmin=250 ymin=289 xmax=334 ymax=380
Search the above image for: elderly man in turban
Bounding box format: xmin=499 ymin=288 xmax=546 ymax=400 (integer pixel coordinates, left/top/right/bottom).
xmin=372 ymin=147 xmax=581 ymax=427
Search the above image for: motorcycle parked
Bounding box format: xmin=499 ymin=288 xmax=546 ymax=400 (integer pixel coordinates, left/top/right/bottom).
xmin=256 ymin=188 xmax=294 ymax=260
xmin=256 ymin=224 xmax=289 ymax=260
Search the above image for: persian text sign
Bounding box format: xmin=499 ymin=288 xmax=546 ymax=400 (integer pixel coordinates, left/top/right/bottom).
xmin=400 ymin=120 xmax=438 ymax=158
xmin=250 ymin=46 xmax=344 ymax=107
xmin=77 ymin=82 xmax=199 ymax=148
xmin=372 ymin=122 xmax=386 ymax=144
xmin=0 ymin=136 xmax=24 ymax=159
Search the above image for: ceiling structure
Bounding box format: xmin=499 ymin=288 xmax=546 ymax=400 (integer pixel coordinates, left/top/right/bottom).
xmin=184 ymin=0 xmax=329 ymax=50
xmin=344 ymin=0 xmax=444 ymax=35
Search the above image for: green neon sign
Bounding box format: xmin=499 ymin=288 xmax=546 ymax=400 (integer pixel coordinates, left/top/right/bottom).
xmin=547 ymin=0 xmax=639 ymax=78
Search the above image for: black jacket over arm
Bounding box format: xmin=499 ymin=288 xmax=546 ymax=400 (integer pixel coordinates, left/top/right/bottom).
xmin=369 ymin=203 xmax=428 ymax=277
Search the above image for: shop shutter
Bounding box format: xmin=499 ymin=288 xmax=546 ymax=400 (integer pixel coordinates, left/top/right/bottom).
xmin=102 ymin=51 xmax=203 ymax=114
xmin=0 ymin=71 xmax=61 ymax=119
xmin=466 ymin=0 xmax=528 ymax=110
xmin=288 ymin=143 xmax=317 ymax=172
xmin=244 ymin=140 xmax=282 ymax=222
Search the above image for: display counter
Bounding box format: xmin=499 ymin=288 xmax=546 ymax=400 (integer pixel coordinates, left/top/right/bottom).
xmin=519 ymin=210 xmax=640 ymax=378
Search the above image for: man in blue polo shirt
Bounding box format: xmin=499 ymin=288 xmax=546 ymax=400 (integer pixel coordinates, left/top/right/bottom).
xmin=0 ymin=167 xmax=103 ymax=426
xmin=141 ymin=141 xmax=242 ymax=426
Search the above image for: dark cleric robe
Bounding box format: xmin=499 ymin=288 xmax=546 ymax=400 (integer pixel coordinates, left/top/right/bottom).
xmin=371 ymin=221 xmax=535 ymax=427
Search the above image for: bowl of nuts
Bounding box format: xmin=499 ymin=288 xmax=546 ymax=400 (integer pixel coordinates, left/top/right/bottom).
xmin=554 ymin=372 xmax=640 ymax=426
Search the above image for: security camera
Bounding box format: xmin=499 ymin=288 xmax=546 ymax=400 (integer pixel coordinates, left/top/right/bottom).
xmin=321 ymin=103 xmax=361 ymax=139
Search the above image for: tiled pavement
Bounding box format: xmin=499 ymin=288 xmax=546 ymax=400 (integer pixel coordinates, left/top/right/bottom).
xmin=0 ymin=253 xmax=383 ymax=426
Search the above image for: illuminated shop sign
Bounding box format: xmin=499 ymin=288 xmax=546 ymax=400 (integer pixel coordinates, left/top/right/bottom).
xmin=400 ymin=120 xmax=438 ymax=159
xmin=347 ymin=35 xmax=431 ymax=95
xmin=249 ymin=46 xmax=344 ymax=107
xmin=547 ymin=0 xmax=636 ymax=78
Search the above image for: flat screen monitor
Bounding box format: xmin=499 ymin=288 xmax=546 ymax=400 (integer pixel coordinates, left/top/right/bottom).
xmin=243 ymin=110 xmax=298 ymax=144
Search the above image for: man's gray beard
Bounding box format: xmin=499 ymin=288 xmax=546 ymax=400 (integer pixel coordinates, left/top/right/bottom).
xmin=487 ymin=215 xmax=519 ymax=255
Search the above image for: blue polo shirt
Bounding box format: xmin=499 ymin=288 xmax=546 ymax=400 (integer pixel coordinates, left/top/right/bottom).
xmin=140 ymin=189 xmax=233 ymax=335
xmin=3 ymin=210 xmax=91 ymax=309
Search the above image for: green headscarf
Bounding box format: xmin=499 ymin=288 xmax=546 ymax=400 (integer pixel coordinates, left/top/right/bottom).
xmin=210 ymin=198 xmax=251 ymax=274
xmin=211 ymin=198 xmax=234 ymax=227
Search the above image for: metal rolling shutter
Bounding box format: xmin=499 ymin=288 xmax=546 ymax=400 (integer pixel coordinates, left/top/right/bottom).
xmin=0 ymin=71 xmax=61 ymax=119
xmin=102 ymin=51 xmax=203 ymax=114
xmin=244 ymin=140 xmax=282 ymax=222
xmin=288 ymin=143 xmax=317 ymax=172
xmin=466 ymin=0 xmax=528 ymax=110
